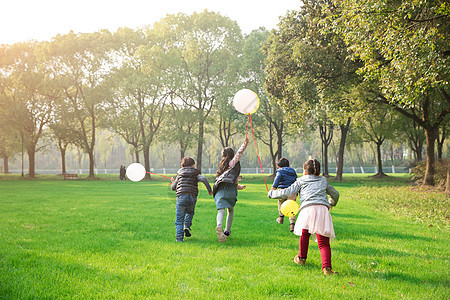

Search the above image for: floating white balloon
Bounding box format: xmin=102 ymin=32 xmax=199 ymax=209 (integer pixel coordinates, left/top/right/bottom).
xmin=126 ymin=163 xmax=146 ymax=182
xmin=233 ymin=89 xmax=260 ymax=115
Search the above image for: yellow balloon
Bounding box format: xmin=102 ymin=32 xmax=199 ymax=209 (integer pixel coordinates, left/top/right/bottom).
xmin=280 ymin=200 xmax=299 ymax=217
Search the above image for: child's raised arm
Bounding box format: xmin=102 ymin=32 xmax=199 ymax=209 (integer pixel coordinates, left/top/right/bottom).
xmin=229 ymin=137 xmax=249 ymax=169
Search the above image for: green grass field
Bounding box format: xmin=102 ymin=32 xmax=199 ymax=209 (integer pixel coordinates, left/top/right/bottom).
xmin=0 ymin=174 xmax=448 ymax=299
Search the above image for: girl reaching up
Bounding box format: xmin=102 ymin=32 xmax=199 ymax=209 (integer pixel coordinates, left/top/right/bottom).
xmin=213 ymin=137 xmax=249 ymax=242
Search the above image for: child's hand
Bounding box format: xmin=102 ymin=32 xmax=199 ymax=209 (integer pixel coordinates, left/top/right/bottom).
xmin=237 ymin=185 xmax=246 ymax=190
xmin=244 ymin=136 xmax=249 ymax=145
xmin=170 ymin=177 xmax=175 ymax=182
xmin=209 ymin=191 xmax=213 ymax=196
xmin=271 ymin=187 xmax=277 ymax=190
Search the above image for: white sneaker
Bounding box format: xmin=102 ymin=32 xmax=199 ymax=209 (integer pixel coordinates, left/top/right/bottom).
xmin=215 ymin=226 xmax=227 ymax=242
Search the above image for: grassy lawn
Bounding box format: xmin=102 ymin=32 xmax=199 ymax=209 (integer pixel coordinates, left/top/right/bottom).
xmin=0 ymin=174 xmax=448 ymax=299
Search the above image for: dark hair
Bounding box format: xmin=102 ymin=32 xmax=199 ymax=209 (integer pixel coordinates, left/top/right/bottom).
xmin=303 ymin=159 xmax=320 ymax=176
xmin=181 ymin=157 xmax=195 ymax=167
xmin=216 ymin=147 xmax=235 ymax=177
xmin=277 ymin=157 xmax=290 ymax=168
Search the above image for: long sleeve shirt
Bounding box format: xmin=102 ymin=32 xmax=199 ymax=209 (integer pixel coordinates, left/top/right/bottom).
xmin=268 ymin=175 xmax=339 ymax=210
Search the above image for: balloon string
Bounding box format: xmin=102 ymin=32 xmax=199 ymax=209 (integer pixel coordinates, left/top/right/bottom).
xmin=146 ymin=171 xmax=172 ymax=179
xmin=249 ymin=114 xmax=269 ymax=192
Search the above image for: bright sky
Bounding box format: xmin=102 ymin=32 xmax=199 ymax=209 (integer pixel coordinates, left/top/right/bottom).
xmin=1 ymin=0 xmax=301 ymax=45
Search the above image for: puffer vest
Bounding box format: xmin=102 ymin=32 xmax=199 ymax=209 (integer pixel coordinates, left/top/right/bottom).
xmin=175 ymin=167 xmax=201 ymax=197
xmin=213 ymin=162 xmax=241 ymax=196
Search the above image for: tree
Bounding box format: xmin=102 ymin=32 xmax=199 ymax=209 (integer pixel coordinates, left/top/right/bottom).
xmin=264 ymin=1 xmax=361 ymax=180
xmin=318 ymin=117 xmax=334 ymax=176
xmin=437 ymin=121 xmax=449 ymax=160
xmin=44 ymin=30 xmax=113 ymax=178
xmin=165 ymin=103 xmax=197 ymax=160
xmin=0 ymin=107 xmax=19 ymax=174
xmin=0 ymin=42 xmax=55 ymax=178
xmin=356 ymin=105 xmax=400 ymax=177
xmin=397 ymin=115 xmax=426 ymax=162
xmin=0 ymin=79 xmax=19 ymax=173
xmin=150 ymin=10 xmax=242 ymax=171
xmin=107 ymin=27 xmax=167 ymax=179
xmin=240 ymin=28 xmax=288 ymax=177
xmin=334 ymin=0 xmax=450 ymax=185
xmin=49 ymin=122 xmax=73 ymax=175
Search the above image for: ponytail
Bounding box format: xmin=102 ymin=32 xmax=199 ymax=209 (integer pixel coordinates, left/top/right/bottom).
xmin=216 ymin=147 xmax=235 ymax=177
xmin=303 ymin=159 xmax=321 ymax=176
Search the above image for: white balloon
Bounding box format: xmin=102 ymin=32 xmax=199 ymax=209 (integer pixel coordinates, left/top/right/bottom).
xmin=126 ymin=163 xmax=146 ymax=182
xmin=233 ymin=89 xmax=260 ymax=115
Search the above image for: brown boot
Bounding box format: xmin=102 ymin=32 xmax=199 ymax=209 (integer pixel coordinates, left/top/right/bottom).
xmin=276 ymin=216 xmax=284 ymax=224
xmin=323 ymin=267 xmax=338 ymax=275
xmin=215 ymin=226 xmax=227 ymax=243
xmin=294 ymin=255 xmax=306 ymax=265
xmin=290 ymin=223 xmax=295 ymax=232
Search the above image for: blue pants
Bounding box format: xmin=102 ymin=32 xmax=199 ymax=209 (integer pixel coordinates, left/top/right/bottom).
xmin=175 ymin=194 xmax=197 ymax=239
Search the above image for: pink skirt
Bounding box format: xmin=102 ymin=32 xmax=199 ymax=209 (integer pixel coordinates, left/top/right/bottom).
xmin=294 ymin=204 xmax=335 ymax=242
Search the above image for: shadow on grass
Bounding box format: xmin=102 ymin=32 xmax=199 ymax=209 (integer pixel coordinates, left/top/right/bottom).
xmin=333 ymin=212 xmax=433 ymax=243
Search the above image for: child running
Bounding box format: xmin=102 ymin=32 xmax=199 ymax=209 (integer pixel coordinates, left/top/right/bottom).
xmin=271 ymin=157 xmax=298 ymax=232
xmin=268 ymin=159 xmax=339 ymax=275
xmin=171 ymin=157 xmax=212 ymax=243
xmin=213 ymin=137 xmax=249 ymax=242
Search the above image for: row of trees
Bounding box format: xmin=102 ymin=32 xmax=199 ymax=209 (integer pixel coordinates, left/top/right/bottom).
xmin=0 ymin=2 xmax=448 ymax=186
xmin=264 ymin=0 xmax=449 ymax=184
xmin=0 ymin=11 xmax=286 ymax=180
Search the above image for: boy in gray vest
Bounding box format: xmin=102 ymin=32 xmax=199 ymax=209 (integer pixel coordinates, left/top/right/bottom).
xmin=171 ymin=157 xmax=212 ymax=242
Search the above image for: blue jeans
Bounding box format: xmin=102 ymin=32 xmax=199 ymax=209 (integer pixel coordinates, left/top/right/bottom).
xmin=175 ymin=194 xmax=197 ymax=239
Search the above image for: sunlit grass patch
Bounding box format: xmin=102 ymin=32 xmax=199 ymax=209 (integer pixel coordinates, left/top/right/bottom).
xmin=0 ymin=176 xmax=448 ymax=298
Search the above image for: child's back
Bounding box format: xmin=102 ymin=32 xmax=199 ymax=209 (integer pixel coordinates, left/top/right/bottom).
xmin=273 ymin=166 xmax=297 ymax=189
xmin=172 ymin=166 xmax=202 ymax=196
xmin=170 ymin=157 xmax=212 ymax=242
xmin=271 ymin=158 xmax=298 ymax=231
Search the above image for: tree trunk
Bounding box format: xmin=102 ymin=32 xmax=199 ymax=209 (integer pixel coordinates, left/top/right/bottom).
xmin=197 ymin=121 xmax=204 ymax=171
xmin=88 ymin=113 xmax=96 ymax=178
xmin=88 ymin=150 xmax=95 ymax=178
xmin=423 ymin=126 xmax=439 ymax=186
xmin=437 ymin=127 xmax=446 ymax=160
xmin=28 ymin=149 xmax=36 ymax=178
xmin=180 ymin=146 xmax=185 ymax=162
xmin=375 ymin=142 xmax=385 ymax=176
xmin=319 ymin=125 xmax=328 ymax=176
xmin=319 ymin=123 xmax=333 ymax=177
xmin=3 ymin=156 xmax=8 ymax=173
xmin=323 ymin=141 xmax=329 ymax=177
xmin=277 ymin=128 xmax=283 ymax=162
xmin=270 ymin=137 xmax=277 ymax=178
xmin=335 ymin=118 xmax=351 ymax=181
xmin=134 ymin=148 xmax=140 ymax=163
xmin=268 ymin=124 xmax=277 ymax=177
xmin=143 ymin=145 xmax=151 ymax=180
xmin=61 ymin=148 xmax=66 ymax=174
xmin=416 ymin=140 xmax=424 ymax=162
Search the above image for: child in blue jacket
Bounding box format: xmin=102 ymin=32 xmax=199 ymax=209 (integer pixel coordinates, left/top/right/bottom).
xmin=271 ymin=157 xmax=298 ymax=231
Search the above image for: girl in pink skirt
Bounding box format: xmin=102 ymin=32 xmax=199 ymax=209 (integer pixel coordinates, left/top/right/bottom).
xmin=268 ymin=159 xmax=339 ymax=275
